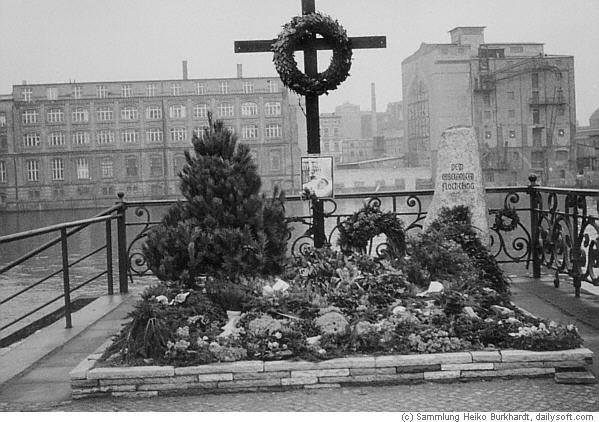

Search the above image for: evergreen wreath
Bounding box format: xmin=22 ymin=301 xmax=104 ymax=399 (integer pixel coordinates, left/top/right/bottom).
xmin=492 ymin=207 xmax=520 ymax=232
xmin=272 ymin=12 xmax=352 ymax=96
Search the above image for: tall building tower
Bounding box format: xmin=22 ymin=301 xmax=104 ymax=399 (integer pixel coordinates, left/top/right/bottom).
xmin=402 ymin=27 xmax=576 ymax=186
xmin=0 ymin=65 xmax=305 ymax=209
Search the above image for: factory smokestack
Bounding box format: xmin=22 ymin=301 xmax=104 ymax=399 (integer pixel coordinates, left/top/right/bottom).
xmin=182 ymin=60 xmax=188 ymax=80
xmin=371 ymin=82 xmax=378 ymax=137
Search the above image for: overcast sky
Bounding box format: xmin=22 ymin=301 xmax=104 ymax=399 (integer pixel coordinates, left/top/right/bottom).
xmin=1 ymin=0 xmax=598 ymax=123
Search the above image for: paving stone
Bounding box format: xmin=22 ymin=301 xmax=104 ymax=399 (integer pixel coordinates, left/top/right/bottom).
xmin=137 ymin=383 xmax=203 ymax=391
xmin=291 ymin=368 xmax=350 ymax=378
xmin=376 ymin=352 xmax=471 ymax=368
xmin=395 ymin=364 xmax=440 ymax=373
xmin=460 ymin=370 xmax=500 ymax=379
xmin=263 ymin=361 xmax=320 ymax=372
xmin=314 ymin=356 xmax=376 ymax=369
xmin=470 ymin=351 xmax=502 ymax=362
xmin=424 ymin=371 xmax=461 ymax=380
xmin=494 ymin=362 xmax=547 ymax=370
xmin=175 ymin=361 xmax=263 ymax=375
xmin=87 ymin=366 xmax=174 ymax=379
xmin=197 ymin=373 xmax=232 ymax=382
xmin=500 ymin=348 xmax=593 ymax=363
xmin=98 ymin=385 xmax=136 ymax=392
xmin=441 ymin=363 xmax=494 ymax=371
xmin=112 ymin=391 xmax=158 ymax=398
xmin=218 ymin=378 xmax=281 ymax=389
xmin=543 ymin=360 xmax=590 ymax=369
xmin=554 ymin=371 xmax=596 ymax=385
xmin=71 ymin=379 xmax=99 ymax=388
xmin=350 ymin=367 xmax=396 ymax=376
xmin=69 ymin=358 xmax=97 ymax=380
xmin=304 ymin=383 xmax=341 ymax=389
xmin=281 ymin=377 xmax=318 ymax=386
xmin=496 ymin=367 xmax=555 ymax=377
xmin=234 ymin=371 xmax=289 ymax=380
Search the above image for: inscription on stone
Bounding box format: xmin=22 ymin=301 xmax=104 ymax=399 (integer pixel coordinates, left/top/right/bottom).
xmin=441 ymin=163 xmax=475 ymax=192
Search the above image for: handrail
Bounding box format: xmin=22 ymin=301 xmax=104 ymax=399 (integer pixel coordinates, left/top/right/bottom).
xmin=0 ymin=215 xmax=116 ymax=244
xmin=0 ymin=204 xmax=123 ymax=275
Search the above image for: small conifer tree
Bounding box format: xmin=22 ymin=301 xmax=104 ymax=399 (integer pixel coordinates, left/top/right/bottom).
xmin=143 ymin=116 xmax=288 ymax=286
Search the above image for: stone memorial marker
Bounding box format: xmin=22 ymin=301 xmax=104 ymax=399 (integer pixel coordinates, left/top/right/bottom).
xmin=423 ymin=126 xmax=490 ymax=246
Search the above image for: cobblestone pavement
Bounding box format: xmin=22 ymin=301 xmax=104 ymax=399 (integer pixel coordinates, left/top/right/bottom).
xmin=1 ymin=378 xmax=598 ymax=412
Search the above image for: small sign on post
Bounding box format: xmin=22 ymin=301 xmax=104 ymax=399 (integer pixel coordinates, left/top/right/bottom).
xmin=301 ymin=156 xmax=334 ymax=199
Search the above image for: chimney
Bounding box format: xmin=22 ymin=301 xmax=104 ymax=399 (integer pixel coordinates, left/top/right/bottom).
xmin=371 ymin=82 xmax=378 ymax=137
xmin=182 ymin=60 xmax=188 ymax=80
xmin=237 ymin=64 xmax=243 ymax=79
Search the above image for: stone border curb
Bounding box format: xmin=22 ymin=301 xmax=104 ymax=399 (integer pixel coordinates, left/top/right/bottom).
xmin=69 ymin=345 xmax=595 ymax=399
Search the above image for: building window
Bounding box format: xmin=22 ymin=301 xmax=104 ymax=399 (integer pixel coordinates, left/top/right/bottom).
xmin=218 ymin=102 xmax=234 ymax=117
xmin=96 ymin=107 xmax=113 ymax=121
xmin=241 ymin=102 xmax=258 ymax=116
xmin=193 ymin=103 xmax=208 ymax=118
xmin=560 ymin=169 xmax=566 ymax=179
xmin=121 ymin=130 xmax=138 ymax=143
xmin=510 ymin=46 xmax=524 ymax=53
xmin=483 ymin=111 xmax=492 ymax=120
xmin=51 ymin=158 xmax=64 ymax=181
xmin=507 ymin=91 xmax=515 ymax=101
xmin=219 ymin=81 xmax=229 ymax=94
xmin=531 ymin=151 xmax=544 ymax=167
xmin=170 ymin=127 xmax=187 ymax=141
xmin=0 ymin=161 xmax=6 ymax=183
xmin=76 ymin=158 xmax=89 ymax=179
xmin=150 ymin=156 xmax=163 ymax=177
xmin=72 ymin=131 xmax=90 ymax=145
xmin=265 ymin=123 xmax=281 ymax=138
xmin=556 ymin=150 xmax=569 ymax=161
xmin=508 ymin=109 xmax=515 ymax=119
xmin=147 ymin=84 xmax=157 ymax=97
xmin=241 ymin=124 xmax=258 ymax=139
xmin=126 ymin=184 xmax=138 ymax=194
xmin=264 ymin=102 xmax=281 ymax=116
xmin=97 ymin=130 xmax=114 ymax=144
xmin=532 ymin=108 xmax=540 ymax=124
xmin=97 ymin=85 xmax=108 ymax=98
xmin=146 ymin=106 xmax=162 ymax=120
xmin=23 ymin=133 xmax=40 ymax=147
xmin=47 ymin=108 xmax=64 ymax=123
xmin=532 ymin=73 xmax=539 ymax=89
xmin=483 ymin=94 xmax=490 ymax=107
xmin=26 ymin=160 xmax=39 ymax=181
xmin=195 ymin=83 xmax=205 ymax=95
xmin=193 ymin=126 xmax=209 ymax=137
xmin=171 ymin=84 xmax=181 ymax=96
xmin=269 ymin=150 xmax=282 ymax=172
xmin=72 ymin=86 xmax=82 ymax=99
xmin=22 ymin=87 xmax=32 ymax=102
xmin=49 ymin=132 xmax=66 ymax=146
xmin=147 ymin=128 xmax=163 ymax=142
xmin=100 ymin=158 xmax=113 ymax=178
xmin=125 ymin=157 xmax=138 ymax=177
xmin=558 ymin=128 xmax=565 ymax=137
xmin=267 ymin=80 xmax=278 ymax=93
xmin=121 ymin=84 xmax=132 ymax=97
xmin=173 ymin=155 xmax=186 ymax=176
xmin=509 ymin=130 xmax=516 ymax=138
xmin=46 ymin=87 xmax=58 ymax=100
xmin=72 ymin=107 xmax=89 ymax=123
xmin=22 ymin=109 xmax=39 ymax=124
xmin=121 ymin=106 xmax=138 ymax=121
xmin=484 ymin=131 xmax=492 ymax=140
xmin=101 ymin=186 xmax=115 ymax=196
xmin=512 ymin=151 xmax=520 ymax=161
xmin=243 ymin=81 xmax=254 ymax=94
xmin=0 ymin=113 xmax=6 ymax=127
xmin=169 ymin=104 xmax=186 ymax=119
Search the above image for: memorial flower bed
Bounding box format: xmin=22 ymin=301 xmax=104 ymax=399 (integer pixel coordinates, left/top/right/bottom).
xmin=98 ymin=119 xmax=583 ymax=370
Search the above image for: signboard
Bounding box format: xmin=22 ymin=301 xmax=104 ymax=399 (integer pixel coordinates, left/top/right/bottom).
xmin=301 ymin=156 xmax=334 ymax=199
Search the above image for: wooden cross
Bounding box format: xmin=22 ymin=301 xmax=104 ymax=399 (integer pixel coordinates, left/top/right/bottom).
xmin=235 ymin=0 xmax=386 ymax=247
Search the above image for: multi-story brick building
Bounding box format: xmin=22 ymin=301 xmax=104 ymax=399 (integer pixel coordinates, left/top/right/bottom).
xmin=402 ymin=26 xmax=576 ymax=186
xmin=0 ymin=65 xmax=304 ymax=209
xmin=575 ymin=108 xmax=599 ymax=188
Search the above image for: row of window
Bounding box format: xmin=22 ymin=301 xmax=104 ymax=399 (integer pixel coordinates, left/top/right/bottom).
xmin=482 ymin=128 xmax=566 ymax=141
xmin=20 ymin=81 xmax=280 ymax=102
xmin=0 ymin=148 xmax=285 ymax=184
xmin=20 ymin=124 xmax=283 ymax=148
xmin=20 ymin=102 xmax=282 ymax=125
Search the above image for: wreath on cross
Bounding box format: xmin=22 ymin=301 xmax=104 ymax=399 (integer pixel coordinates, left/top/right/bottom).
xmin=272 ymin=12 xmax=353 ymax=96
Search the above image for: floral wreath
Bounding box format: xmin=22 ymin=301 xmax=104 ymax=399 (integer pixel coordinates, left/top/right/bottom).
xmin=272 ymin=12 xmax=352 ymax=96
xmin=493 ymin=207 xmax=520 ymax=232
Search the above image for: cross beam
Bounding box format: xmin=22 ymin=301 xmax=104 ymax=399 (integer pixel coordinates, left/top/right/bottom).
xmin=234 ymin=36 xmax=386 ymax=53
xmin=234 ymin=0 xmax=386 ymax=248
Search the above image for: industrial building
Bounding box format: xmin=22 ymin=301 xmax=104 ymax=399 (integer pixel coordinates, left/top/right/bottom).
xmin=402 ymin=26 xmax=576 ymax=186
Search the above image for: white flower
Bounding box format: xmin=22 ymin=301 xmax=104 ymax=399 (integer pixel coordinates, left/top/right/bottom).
xmin=274 ymin=331 xmax=282 ymax=339
xmin=549 ymin=321 xmax=558 ymax=328
xmin=272 ymin=341 xmax=279 ymax=348
xmin=155 ymin=295 xmax=169 ymax=305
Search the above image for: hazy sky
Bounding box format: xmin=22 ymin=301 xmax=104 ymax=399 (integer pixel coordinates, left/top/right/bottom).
xmin=1 ymin=0 xmax=598 ymax=123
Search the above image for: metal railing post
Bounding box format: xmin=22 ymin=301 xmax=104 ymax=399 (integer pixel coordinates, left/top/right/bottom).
xmin=105 ymin=219 xmax=114 ymax=295
xmin=116 ymin=192 xmax=128 ymax=293
xmin=569 ymin=194 xmax=582 ymax=297
xmin=60 ymin=228 xmax=72 ymax=329
xmin=528 ymin=174 xmax=541 ymax=278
